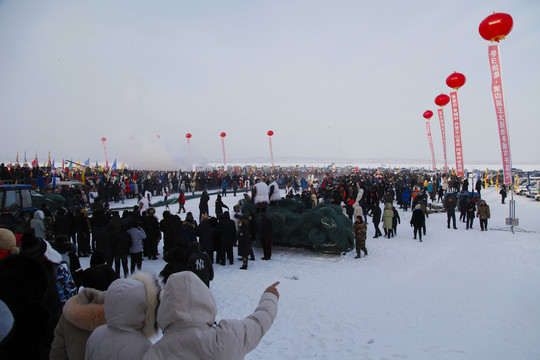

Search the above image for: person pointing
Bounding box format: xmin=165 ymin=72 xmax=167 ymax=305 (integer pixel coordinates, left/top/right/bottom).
xmin=143 ymin=272 xmax=279 ymax=359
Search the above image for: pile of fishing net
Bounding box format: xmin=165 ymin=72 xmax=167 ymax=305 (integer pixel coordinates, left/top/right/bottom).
xmin=242 ymin=198 xmax=354 ymax=254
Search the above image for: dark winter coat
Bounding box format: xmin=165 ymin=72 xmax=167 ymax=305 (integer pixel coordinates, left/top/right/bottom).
xmin=248 ymin=218 xmax=258 ymax=241
xmin=458 ymin=195 xmax=469 ymax=213
xmin=215 ymin=196 xmax=229 ymax=218
xmin=111 ymin=230 xmax=131 ymax=257
xmin=196 ymin=220 xmax=215 ymax=253
xmin=218 ymin=212 xmax=237 ymax=250
xmin=237 ymin=223 xmax=251 ymax=258
xmin=466 ymin=202 xmax=476 ymax=219
xmin=392 ymin=208 xmax=401 ymax=228
xmin=259 ymin=216 xmax=273 ymax=238
xmin=443 ymin=195 xmax=458 ymax=212
xmin=99 ymin=218 xmax=121 ymax=262
xmin=0 ymin=255 xmax=54 ymax=360
xmin=187 ymin=251 xmax=214 ymax=287
xmin=180 ymin=221 xmax=197 ymax=255
xmin=142 ymin=215 xmax=161 ymax=247
xmin=160 ymin=248 xmax=187 ymax=284
xmin=160 ymin=214 xmax=182 ymax=253
xmin=372 ymin=204 xmax=382 ymax=224
xmin=54 ymin=211 xmax=74 ymax=238
xmin=74 ymin=212 xmax=91 ymax=236
xmin=410 ymin=209 xmax=425 ymax=227
xmin=199 ymin=192 xmax=210 ymax=212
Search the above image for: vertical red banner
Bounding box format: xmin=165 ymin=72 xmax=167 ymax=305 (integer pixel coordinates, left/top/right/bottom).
xmin=221 ymin=138 xmax=227 ymax=169
xmin=437 ymin=108 xmax=448 ymax=172
xmin=450 ymin=91 xmax=464 ymax=176
xmin=489 ymin=45 xmax=512 ymax=185
xmin=426 ymin=121 xmax=436 ymax=171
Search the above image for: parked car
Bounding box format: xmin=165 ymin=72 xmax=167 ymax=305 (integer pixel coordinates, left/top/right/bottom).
xmin=516 ymin=181 xmax=539 ymax=196
xmin=525 ymin=187 xmax=540 ymax=199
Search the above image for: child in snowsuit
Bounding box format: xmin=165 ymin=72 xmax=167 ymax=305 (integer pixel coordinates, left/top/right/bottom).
xmin=352 ymin=216 xmax=368 ymax=258
xmin=476 ymin=200 xmax=491 ymax=231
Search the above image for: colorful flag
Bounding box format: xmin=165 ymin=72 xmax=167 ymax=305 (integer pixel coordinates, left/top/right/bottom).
xmin=84 ymin=158 xmax=90 ymax=167
xmin=112 ymin=159 xmax=117 ymax=171
xmin=31 ymin=153 xmax=38 ymax=167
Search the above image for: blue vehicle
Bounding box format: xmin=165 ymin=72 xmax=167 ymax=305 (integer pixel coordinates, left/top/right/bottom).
xmin=0 ymin=184 xmax=36 ymax=218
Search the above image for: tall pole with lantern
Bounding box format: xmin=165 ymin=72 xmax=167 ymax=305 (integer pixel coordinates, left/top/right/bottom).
xmin=479 ymin=12 xmax=517 ymax=232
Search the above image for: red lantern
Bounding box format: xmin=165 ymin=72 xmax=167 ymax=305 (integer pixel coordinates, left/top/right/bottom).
xmin=101 ymin=137 xmax=107 ymax=142
xmin=446 ymin=72 xmax=466 ymax=90
xmin=186 ymin=133 xmax=192 ymax=139
xmin=267 ymin=130 xmax=274 ymax=136
xmin=220 ymin=132 xmax=226 ymax=138
xmin=435 ymin=94 xmax=450 ymax=107
xmin=479 ymin=13 xmax=513 ymax=42
xmin=423 ymin=110 xmax=433 ymax=120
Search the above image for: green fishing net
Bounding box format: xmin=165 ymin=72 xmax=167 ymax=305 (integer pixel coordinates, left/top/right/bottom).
xmin=242 ymin=198 xmax=354 ymax=254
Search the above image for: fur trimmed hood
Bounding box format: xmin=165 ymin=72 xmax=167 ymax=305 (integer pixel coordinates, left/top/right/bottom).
xmin=130 ymin=271 xmax=162 ymax=338
xmin=63 ymin=287 xmax=106 ymax=332
xmin=104 ymin=272 xmax=162 ymax=339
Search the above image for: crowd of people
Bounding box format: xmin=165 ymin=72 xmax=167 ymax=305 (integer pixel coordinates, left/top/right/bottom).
xmin=1 ymin=162 xmax=499 ymax=359
xmin=0 ymin=209 xmax=280 ymax=359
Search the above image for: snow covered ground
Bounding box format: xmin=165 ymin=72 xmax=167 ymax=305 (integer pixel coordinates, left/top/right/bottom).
xmin=81 ymin=186 xmax=540 ymax=360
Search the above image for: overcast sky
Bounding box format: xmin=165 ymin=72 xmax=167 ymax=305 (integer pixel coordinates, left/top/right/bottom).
xmin=0 ymin=0 xmax=539 ymax=170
